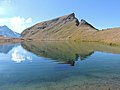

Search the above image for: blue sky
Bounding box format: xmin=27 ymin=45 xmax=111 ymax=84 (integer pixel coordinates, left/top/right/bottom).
xmin=0 ymin=0 xmax=120 ymax=33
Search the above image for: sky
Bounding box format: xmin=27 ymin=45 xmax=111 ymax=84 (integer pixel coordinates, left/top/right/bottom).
xmin=0 ymin=0 xmax=120 ymax=33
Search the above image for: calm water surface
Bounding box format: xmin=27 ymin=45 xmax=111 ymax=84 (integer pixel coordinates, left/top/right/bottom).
xmin=0 ymin=41 xmax=120 ymax=90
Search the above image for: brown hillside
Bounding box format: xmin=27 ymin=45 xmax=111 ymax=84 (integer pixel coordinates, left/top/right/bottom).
xmin=22 ymin=13 xmax=80 ymax=40
xmin=21 ymin=13 xmax=120 ymax=45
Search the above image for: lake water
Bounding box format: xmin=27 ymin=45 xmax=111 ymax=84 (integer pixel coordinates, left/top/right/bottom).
xmin=0 ymin=41 xmax=120 ymax=90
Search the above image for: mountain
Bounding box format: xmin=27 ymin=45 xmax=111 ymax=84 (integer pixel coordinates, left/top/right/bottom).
xmin=22 ymin=13 xmax=80 ymax=40
xmin=21 ymin=13 xmax=97 ymax=40
xmin=21 ymin=13 xmax=120 ymax=45
xmin=0 ymin=25 xmax=20 ymax=38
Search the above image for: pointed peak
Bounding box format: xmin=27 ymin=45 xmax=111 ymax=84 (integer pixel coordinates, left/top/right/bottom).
xmin=3 ymin=25 xmax=7 ymax=27
xmin=0 ymin=25 xmax=9 ymax=29
xmin=69 ymin=13 xmax=75 ymax=16
xmin=79 ymin=19 xmax=97 ymax=29
xmin=63 ymin=12 xmax=76 ymax=19
xmin=65 ymin=12 xmax=75 ymax=16
xmin=80 ymin=19 xmax=88 ymax=25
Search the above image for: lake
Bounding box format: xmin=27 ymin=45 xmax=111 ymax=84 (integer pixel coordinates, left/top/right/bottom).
xmin=0 ymin=41 xmax=120 ymax=90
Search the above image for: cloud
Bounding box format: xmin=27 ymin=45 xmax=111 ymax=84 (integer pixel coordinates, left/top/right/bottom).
xmin=0 ymin=17 xmax=32 ymax=33
xmin=0 ymin=18 xmax=9 ymax=23
xmin=10 ymin=17 xmax=32 ymax=26
xmin=26 ymin=18 xmax=32 ymax=23
xmin=10 ymin=16 xmax=32 ymax=33
xmin=0 ymin=0 xmax=32 ymax=33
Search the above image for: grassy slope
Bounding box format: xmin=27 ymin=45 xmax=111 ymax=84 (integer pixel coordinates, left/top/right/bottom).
xmin=21 ymin=13 xmax=120 ymax=45
xmin=69 ymin=26 xmax=120 ymax=45
xmin=31 ymin=20 xmax=78 ymax=40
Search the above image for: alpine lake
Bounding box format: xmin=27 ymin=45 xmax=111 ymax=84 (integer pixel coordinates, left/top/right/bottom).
xmin=0 ymin=41 xmax=120 ymax=90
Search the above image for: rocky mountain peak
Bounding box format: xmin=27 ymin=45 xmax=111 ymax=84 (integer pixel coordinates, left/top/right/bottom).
xmin=79 ymin=19 xmax=96 ymax=29
xmin=66 ymin=13 xmax=75 ymax=19
xmin=80 ymin=19 xmax=87 ymax=24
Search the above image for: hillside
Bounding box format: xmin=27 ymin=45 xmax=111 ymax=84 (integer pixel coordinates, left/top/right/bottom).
xmin=21 ymin=13 xmax=120 ymax=45
xmin=22 ymin=13 xmax=80 ymax=40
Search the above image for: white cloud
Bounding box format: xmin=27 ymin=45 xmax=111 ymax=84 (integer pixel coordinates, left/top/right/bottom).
xmin=0 ymin=18 xmax=9 ymax=23
xmin=26 ymin=17 xmax=32 ymax=23
xmin=10 ymin=16 xmax=32 ymax=33
xmin=0 ymin=17 xmax=32 ymax=33
xmin=10 ymin=17 xmax=32 ymax=26
xmin=0 ymin=1 xmax=32 ymax=33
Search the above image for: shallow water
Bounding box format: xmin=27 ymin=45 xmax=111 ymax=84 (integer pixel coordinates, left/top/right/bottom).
xmin=0 ymin=41 xmax=120 ymax=90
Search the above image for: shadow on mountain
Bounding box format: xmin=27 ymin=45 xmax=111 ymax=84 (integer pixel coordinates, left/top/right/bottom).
xmin=0 ymin=44 xmax=19 ymax=54
xmin=21 ymin=41 xmax=120 ymax=66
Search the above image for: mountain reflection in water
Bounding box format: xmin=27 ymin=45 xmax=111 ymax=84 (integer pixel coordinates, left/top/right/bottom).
xmin=1 ymin=41 xmax=120 ymax=65
xmin=1 ymin=41 xmax=120 ymax=90
xmin=21 ymin=41 xmax=120 ymax=66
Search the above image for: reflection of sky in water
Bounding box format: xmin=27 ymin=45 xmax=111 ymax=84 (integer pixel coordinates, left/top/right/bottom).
xmin=0 ymin=44 xmax=38 ymax=63
xmin=11 ymin=46 xmax=32 ymax=63
xmin=0 ymin=43 xmax=120 ymax=90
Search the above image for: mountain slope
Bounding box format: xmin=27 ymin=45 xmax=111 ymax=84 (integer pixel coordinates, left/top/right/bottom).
xmin=22 ymin=13 xmax=82 ymax=40
xmin=21 ymin=13 xmax=120 ymax=45
xmin=21 ymin=13 xmax=97 ymax=40
xmin=0 ymin=25 xmax=20 ymax=38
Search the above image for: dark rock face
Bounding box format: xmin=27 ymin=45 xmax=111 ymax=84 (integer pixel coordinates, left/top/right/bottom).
xmin=80 ymin=19 xmax=88 ymax=25
xmin=79 ymin=19 xmax=96 ymax=29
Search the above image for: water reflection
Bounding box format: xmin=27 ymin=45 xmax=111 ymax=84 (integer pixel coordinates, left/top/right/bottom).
xmin=0 ymin=44 xmax=32 ymax=63
xmin=1 ymin=41 xmax=120 ymax=65
xmin=0 ymin=44 xmax=18 ymax=54
xmin=11 ymin=48 xmax=32 ymax=63
xmin=0 ymin=42 xmax=120 ymax=90
xmin=22 ymin=41 xmax=120 ymax=65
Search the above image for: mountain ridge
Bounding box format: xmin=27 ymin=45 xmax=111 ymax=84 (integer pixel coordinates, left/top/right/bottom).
xmin=21 ymin=13 xmax=120 ymax=45
xmin=1 ymin=13 xmax=120 ymax=45
xmin=22 ymin=13 xmax=80 ymax=37
xmin=0 ymin=25 xmax=20 ymax=38
xmin=21 ymin=13 xmax=97 ymax=40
